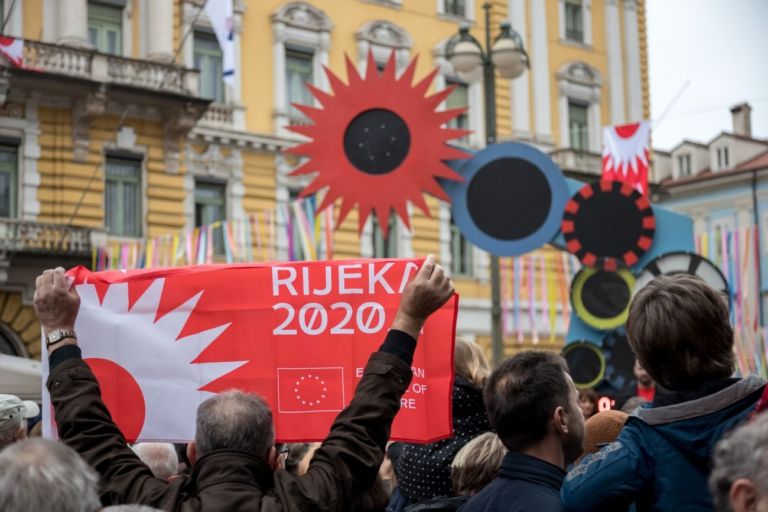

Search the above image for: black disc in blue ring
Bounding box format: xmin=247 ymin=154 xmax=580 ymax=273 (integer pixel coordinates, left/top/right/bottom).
xmin=442 ymin=142 xmax=569 ymax=256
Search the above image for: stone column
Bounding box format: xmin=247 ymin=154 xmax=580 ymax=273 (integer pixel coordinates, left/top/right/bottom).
xmin=58 ymin=0 xmax=89 ymax=48
xmin=530 ymin=0 xmax=552 ymax=143
xmin=147 ymin=0 xmax=174 ymax=62
xmin=509 ymin=0 xmax=531 ymax=139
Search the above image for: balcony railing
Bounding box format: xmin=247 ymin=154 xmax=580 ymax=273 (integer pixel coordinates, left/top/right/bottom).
xmin=201 ymin=102 xmax=235 ymax=127
xmin=18 ymin=40 xmax=200 ymax=97
xmin=22 ymin=40 xmax=92 ymax=79
xmin=0 ymin=218 xmax=94 ymax=258
xmin=549 ymin=148 xmax=602 ymax=176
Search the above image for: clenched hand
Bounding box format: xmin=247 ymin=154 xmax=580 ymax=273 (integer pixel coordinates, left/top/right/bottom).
xmin=392 ymin=256 xmax=455 ymax=339
xmin=33 ymin=267 xmax=80 ymax=340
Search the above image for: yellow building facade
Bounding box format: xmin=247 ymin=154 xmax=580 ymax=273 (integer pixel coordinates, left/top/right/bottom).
xmin=0 ymin=0 xmax=648 ymax=360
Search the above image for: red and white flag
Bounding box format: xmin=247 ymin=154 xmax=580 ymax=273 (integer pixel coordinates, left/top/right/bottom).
xmin=0 ymin=36 xmax=24 ymax=67
xmin=602 ymin=121 xmax=651 ymax=196
xmin=42 ymin=259 xmax=458 ymax=443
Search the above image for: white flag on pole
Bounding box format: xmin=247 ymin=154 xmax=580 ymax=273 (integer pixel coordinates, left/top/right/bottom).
xmin=204 ymin=0 xmax=236 ymax=87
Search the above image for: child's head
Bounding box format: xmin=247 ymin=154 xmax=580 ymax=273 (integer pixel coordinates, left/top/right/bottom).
xmin=451 ymin=433 xmax=508 ymax=496
xmin=627 ymin=274 xmax=734 ymax=391
xmin=455 ymin=337 xmax=491 ymax=387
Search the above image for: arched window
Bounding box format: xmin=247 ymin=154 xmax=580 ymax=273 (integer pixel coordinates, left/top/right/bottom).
xmin=557 ymin=61 xmax=602 ymax=152
xmin=355 ymin=20 xmax=412 ymax=73
xmin=272 ymin=2 xmax=333 ymax=135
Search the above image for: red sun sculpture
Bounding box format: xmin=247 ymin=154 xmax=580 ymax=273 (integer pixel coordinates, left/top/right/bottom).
xmin=286 ymin=51 xmax=471 ymax=238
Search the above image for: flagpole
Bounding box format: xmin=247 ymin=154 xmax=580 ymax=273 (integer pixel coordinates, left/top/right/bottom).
xmin=159 ymin=0 xmax=207 ymax=89
xmin=652 ymin=80 xmax=691 ymax=129
xmin=0 ymin=0 xmax=20 ymax=34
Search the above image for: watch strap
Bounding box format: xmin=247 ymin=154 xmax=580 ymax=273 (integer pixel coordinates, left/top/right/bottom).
xmin=46 ymin=329 xmax=77 ymax=348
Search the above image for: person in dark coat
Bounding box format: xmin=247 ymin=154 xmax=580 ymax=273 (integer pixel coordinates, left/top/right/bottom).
xmin=461 ymin=351 xmax=585 ymax=512
xmin=34 ymin=259 xmax=454 ymax=512
xmin=561 ymin=275 xmax=767 ymax=512
xmin=391 ymin=337 xmax=491 ymax=509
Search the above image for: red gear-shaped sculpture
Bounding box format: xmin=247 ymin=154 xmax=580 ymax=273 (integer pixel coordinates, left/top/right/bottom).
xmin=286 ymin=51 xmax=470 ymax=237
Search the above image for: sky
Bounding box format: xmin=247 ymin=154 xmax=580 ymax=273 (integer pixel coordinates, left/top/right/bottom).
xmin=646 ymin=0 xmax=768 ymax=151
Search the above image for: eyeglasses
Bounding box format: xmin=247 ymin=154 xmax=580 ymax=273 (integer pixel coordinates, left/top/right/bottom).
xmin=276 ymin=444 xmax=289 ymax=456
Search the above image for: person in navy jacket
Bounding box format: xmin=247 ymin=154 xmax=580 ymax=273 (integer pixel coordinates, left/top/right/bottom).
xmin=461 ymin=351 xmax=586 ymax=512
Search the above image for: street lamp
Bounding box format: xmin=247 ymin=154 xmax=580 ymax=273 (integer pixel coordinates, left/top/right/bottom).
xmin=445 ymin=2 xmax=529 ymax=367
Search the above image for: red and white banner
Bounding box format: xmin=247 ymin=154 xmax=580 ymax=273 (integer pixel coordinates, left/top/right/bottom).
xmin=0 ymin=36 xmax=24 ymax=67
xmin=43 ymin=259 xmax=458 ymax=443
xmin=602 ymin=121 xmax=651 ymax=196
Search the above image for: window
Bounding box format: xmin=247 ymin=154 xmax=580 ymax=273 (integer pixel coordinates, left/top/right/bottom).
xmin=88 ymin=2 xmax=123 ymax=55
xmin=0 ymin=144 xmax=17 ymax=218
xmin=372 ymin=212 xmax=398 ymax=259
xmin=443 ymin=0 xmax=466 ymax=17
xmin=717 ymin=147 xmax=730 ymax=170
xmin=194 ymin=32 xmax=225 ymax=103
xmin=565 ymin=0 xmax=584 ymax=42
xmin=568 ymin=100 xmax=589 ymax=151
xmin=105 ymin=156 xmax=141 ymax=237
xmin=446 ymin=78 xmax=469 ymax=142
xmin=677 ymin=154 xmax=692 ymax=177
xmin=195 ymin=180 xmax=226 ymax=255
xmin=450 ymin=214 xmax=473 ymax=275
xmin=285 ymin=48 xmax=314 ymax=123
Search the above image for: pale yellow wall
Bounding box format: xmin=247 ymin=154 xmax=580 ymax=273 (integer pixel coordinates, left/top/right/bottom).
xmin=37 ymin=109 xmax=187 ymax=236
xmin=22 ymin=0 xmax=43 ymax=39
xmin=131 ymin=0 xmax=141 ymax=58
xmin=242 ymin=0 xmax=511 ymax=135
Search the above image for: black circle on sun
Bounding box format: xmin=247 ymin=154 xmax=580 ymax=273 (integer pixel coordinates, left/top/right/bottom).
xmin=344 ymin=109 xmax=411 ymax=175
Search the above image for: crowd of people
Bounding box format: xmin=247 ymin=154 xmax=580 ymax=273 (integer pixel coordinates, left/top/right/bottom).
xmin=1 ymin=260 xmax=767 ymax=511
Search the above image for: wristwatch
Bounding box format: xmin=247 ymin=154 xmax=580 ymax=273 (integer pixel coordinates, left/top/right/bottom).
xmin=46 ymin=329 xmax=77 ymax=348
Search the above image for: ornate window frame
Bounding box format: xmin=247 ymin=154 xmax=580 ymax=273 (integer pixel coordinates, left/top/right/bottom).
xmin=184 ymin=140 xmax=245 ymax=231
xmin=272 ymin=2 xmax=333 ymax=137
xmin=0 ymin=99 xmax=41 ymax=221
xmin=557 ymin=61 xmax=602 ymax=153
xmin=436 ymin=0 xmax=476 ymax=22
xmin=558 ymin=0 xmax=593 ymax=47
xmin=355 ymin=20 xmax=412 ymax=74
xmin=102 ymin=143 xmax=148 ymax=240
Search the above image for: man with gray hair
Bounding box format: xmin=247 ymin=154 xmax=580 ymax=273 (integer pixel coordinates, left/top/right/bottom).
xmin=0 ymin=438 xmax=101 ymax=512
xmin=709 ymin=413 xmax=768 ymax=512
xmin=132 ymin=442 xmax=179 ymax=481
xmin=35 ymin=257 xmax=455 ymax=511
xmin=0 ymin=393 xmax=39 ymax=450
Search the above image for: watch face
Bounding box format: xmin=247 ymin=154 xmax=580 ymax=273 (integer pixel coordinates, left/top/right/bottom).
xmin=46 ymin=330 xmax=75 ymax=346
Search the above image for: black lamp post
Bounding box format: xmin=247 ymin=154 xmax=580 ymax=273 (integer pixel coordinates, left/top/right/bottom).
xmin=445 ymin=2 xmax=529 ymax=367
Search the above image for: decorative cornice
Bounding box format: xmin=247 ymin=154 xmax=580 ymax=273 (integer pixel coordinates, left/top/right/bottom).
xmin=271 ymin=2 xmax=333 ymax=32
xmin=355 ymin=20 xmax=413 ymax=49
xmin=556 ymin=61 xmax=602 ymax=86
xmin=189 ymin=126 xmax=294 ymax=154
